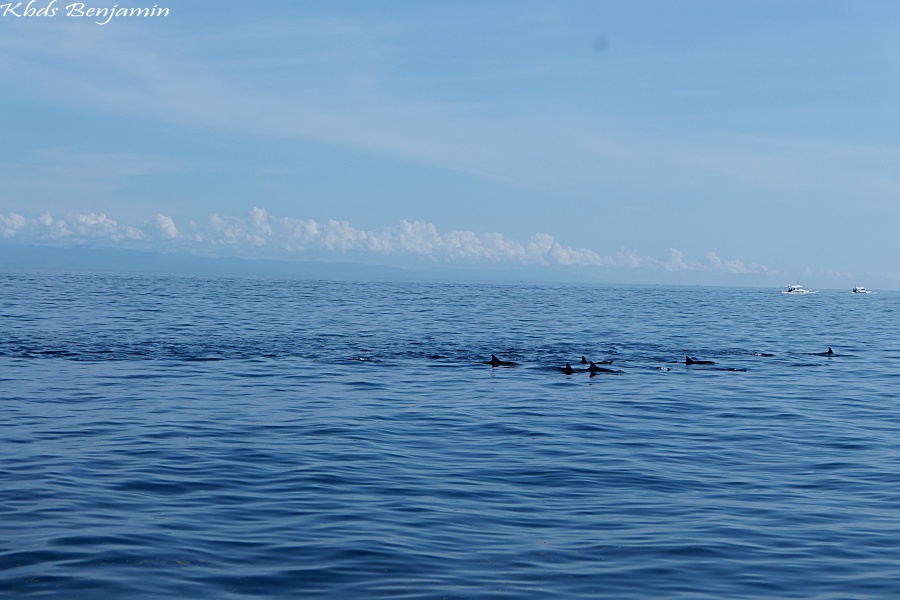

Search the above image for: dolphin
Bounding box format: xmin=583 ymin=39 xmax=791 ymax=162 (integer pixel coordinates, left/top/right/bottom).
xmin=685 ymin=356 xmax=715 ymax=365
xmin=560 ymin=362 xmax=576 ymax=374
xmin=582 ymin=356 xmax=613 ymax=365
xmin=487 ymin=354 xmax=517 ymax=367
xmin=821 ymin=347 xmax=835 ymax=356
xmin=589 ymin=361 xmax=618 ymax=374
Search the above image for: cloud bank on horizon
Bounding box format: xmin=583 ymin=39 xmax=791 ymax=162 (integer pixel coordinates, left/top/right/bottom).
xmin=0 ymin=208 xmax=772 ymax=277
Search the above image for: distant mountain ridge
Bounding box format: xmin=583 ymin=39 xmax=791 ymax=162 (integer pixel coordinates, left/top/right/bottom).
xmin=0 ymin=243 xmax=597 ymax=283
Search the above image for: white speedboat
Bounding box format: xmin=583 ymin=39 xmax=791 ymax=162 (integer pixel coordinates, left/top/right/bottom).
xmin=851 ymin=286 xmax=874 ymax=294
xmin=781 ymin=284 xmax=813 ymax=294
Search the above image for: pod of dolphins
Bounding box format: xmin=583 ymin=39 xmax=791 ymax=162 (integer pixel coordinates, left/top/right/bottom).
xmin=486 ymin=347 xmax=836 ymax=375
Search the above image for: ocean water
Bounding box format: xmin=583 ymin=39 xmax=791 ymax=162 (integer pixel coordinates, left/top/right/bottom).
xmin=2 ymin=272 xmax=900 ymax=599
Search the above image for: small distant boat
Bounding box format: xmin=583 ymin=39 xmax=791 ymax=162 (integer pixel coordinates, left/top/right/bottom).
xmin=851 ymin=286 xmax=874 ymax=294
xmin=781 ymin=284 xmax=813 ymax=294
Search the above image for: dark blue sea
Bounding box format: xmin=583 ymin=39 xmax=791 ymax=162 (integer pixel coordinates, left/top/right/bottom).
xmin=2 ymin=272 xmax=900 ymax=599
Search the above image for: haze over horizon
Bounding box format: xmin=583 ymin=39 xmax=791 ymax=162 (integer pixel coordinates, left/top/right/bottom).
xmin=2 ymin=2 xmax=900 ymax=289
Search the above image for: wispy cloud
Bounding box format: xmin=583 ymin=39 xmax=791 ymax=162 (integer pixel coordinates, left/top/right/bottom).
xmin=1 ymin=208 xmax=775 ymax=276
xmin=5 ymin=10 xmax=900 ymax=202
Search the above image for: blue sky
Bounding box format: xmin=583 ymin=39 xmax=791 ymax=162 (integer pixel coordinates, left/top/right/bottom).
xmin=2 ymin=1 xmax=900 ymax=287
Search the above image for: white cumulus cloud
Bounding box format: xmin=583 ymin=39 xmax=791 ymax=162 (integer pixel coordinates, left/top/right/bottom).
xmin=0 ymin=208 xmax=775 ymax=277
xmin=152 ymin=213 xmax=179 ymax=239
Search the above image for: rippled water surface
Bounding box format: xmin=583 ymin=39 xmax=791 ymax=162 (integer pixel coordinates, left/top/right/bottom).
xmin=2 ymin=273 xmax=900 ymax=598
